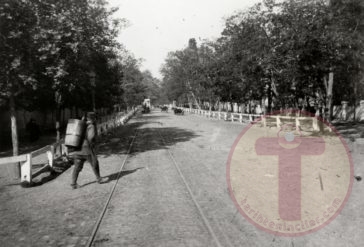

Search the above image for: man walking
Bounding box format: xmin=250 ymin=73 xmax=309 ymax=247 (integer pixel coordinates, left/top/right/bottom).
xmin=68 ymin=112 xmax=108 ymax=189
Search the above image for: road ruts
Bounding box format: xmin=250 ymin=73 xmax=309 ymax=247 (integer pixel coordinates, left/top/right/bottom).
xmin=89 ymin=112 xmax=223 ymax=246
xmin=87 ymin=109 xmax=364 ymax=247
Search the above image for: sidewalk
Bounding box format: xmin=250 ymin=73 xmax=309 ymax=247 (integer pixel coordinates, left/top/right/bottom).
xmin=0 ymin=118 xmax=139 ymax=247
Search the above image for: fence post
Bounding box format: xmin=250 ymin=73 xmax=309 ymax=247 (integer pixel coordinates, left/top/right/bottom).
xmin=295 ymin=118 xmax=300 ymax=130
xmin=61 ymin=144 xmax=68 ymax=156
xmin=312 ymin=117 xmax=319 ymax=131
xmin=249 ymin=114 xmax=253 ymax=122
xmin=239 ymin=114 xmax=243 ymax=123
xmin=47 ymin=146 xmax=55 ymax=168
xmin=21 ymin=154 xmax=32 ymax=184
xmin=224 ymin=113 xmax=228 ymax=121
xmin=231 ymin=114 xmax=234 ymax=122
xmin=262 ymin=117 xmax=267 ymax=127
xmin=276 ymin=117 xmax=281 ymax=128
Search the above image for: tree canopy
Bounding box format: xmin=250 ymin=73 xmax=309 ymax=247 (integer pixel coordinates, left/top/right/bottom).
xmin=0 ymin=0 xmax=160 ymax=154
xmin=160 ymin=0 xmax=364 ymax=114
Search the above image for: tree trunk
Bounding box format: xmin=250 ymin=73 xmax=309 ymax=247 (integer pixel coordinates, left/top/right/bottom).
xmin=353 ymin=78 xmax=357 ymax=121
xmin=191 ymin=91 xmax=201 ymax=109
xmin=327 ymin=72 xmax=334 ymax=121
xmin=268 ymin=82 xmax=272 ymax=113
xmin=43 ymin=110 xmax=47 ymax=129
xmin=217 ymin=98 xmax=220 ymax=111
xmin=9 ymin=94 xmax=20 ymax=178
xmin=9 ymin=95 xmax=18 ymax=156
xmin=92 ymin=88 xmax=96 ymax=113
xmin=55 ymin=106 xmax=61 ymax=142
xmin=62 ymin=108 xmax=65 ymax=126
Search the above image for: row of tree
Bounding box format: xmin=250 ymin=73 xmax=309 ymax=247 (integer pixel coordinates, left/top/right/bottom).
xmin=160 ymin=0 xmax=364 ymax=118
xmin=0 ymin=0 xmax=161 ymax=155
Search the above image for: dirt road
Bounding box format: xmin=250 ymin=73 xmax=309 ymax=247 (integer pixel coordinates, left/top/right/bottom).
xmin=0 ymin=109 xmax=363 ymax=246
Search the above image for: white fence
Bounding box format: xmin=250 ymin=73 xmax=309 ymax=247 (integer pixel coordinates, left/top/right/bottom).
xmin=183 ymin=108 xmax=262 ymax=123
xmin=0 ymin=108 xmax=138 ymax=185
xmin=182 ymin=108 xmax=326 ymax=131
xmin=0 ymin=141 xmax=64 ymax=185
xmin=197 ymin=100 xmax=364 ymax=122
xmin=96 ymin=109 xmax=136 ymax=135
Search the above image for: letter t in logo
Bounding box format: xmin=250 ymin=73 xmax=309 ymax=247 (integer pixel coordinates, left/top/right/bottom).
xmin=255 ymin=137 xmax=325 ymax=221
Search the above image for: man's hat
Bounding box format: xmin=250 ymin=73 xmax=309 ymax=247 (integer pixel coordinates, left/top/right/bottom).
xmin=87 ymin=112 xmax=96 ymax=119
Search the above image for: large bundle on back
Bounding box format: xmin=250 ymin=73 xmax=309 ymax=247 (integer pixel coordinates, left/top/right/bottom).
xmin=65 ymin=119 xmax=86 ymax=148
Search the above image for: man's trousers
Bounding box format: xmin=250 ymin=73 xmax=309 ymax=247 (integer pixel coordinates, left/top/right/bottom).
xmin=71 ymin=154 xmax=101 ymax=185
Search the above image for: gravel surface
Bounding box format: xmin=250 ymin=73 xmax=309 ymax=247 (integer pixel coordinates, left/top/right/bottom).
xmin=0 ymin=109 xmax=363 ymax=246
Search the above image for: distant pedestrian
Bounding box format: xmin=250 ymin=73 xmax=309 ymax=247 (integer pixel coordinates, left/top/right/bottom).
xmin=26 ymin=118 xmax=40 ymax=142
xmin=68 ymin=112 xmax=108 ymax=189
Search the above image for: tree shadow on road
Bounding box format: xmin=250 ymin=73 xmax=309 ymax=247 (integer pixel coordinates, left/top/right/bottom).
xmin=97 ymin=121 xmax=200 ymax=158
xmin=138 ymin=114 xmax=172 ymax=119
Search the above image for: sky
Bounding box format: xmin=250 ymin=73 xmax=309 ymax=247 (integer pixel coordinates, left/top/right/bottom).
xmin=107 ymin=0 xmax=261 ymax=79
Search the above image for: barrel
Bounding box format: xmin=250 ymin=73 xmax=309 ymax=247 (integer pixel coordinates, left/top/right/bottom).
xmin=65 ymin=119 xmax=86 ymax=147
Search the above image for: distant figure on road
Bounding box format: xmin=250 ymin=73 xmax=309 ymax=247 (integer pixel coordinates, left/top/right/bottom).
xmin=161 ymin=106 xmax=168 ymax=112
xmin=26 ymin=118 xmax=40 ymax=142
xmin=68 ymin=112 xmax=108 ymax=189
xmin=174 ymin=108 xmax=184 ymax=115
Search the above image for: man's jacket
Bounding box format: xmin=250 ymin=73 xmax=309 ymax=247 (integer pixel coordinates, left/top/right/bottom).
xmin=68 ymin=121 xmax=97 ymax=157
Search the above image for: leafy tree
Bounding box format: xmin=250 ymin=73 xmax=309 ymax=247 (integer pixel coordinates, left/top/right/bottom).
xmin=121 ymin=55 xmax=146 ymax=108
xmin=0 ymin=0 xmax=127 ymax=156
xmin=161 ymin=39 xmax=222 ymax=109
xmin=160 ymin=51 xmax=190 ymax=104
xmin=0 ymin=0 xmax=38 ymax=155
xmin=160 ymin=0 xmax=364 ymax=118
xmin=141 ymin=70 xmax=162 ymax=105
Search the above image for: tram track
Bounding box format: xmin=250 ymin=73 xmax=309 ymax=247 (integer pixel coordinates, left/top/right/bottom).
xmin=156 ymin=128 xmax=224 ymax=247
xmin=85 ymin=113 xmax=227 ymax=247
xmin=86 ymin=127 xmax=139 ymax=247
